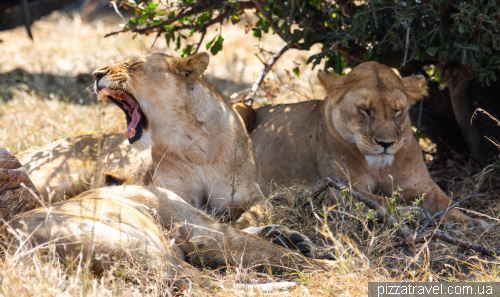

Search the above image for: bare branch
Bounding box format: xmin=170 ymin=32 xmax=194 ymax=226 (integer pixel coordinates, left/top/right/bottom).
xmin=433 ymin=232 xmax=497 ymax=256
xmin=417 ymin=194 xmax=487 ymax=235
xmin=193 ymin=30 xmax=206 ymax=55
xmin=400 ymin=25 xmax=410 ymax=68
xmin=244 ymin=43 xmax=289 ymax=105
xmin=112 ymin=1 xmax=131 ymax=27
xmin=369 ymin=0 xmax=378 ymax=29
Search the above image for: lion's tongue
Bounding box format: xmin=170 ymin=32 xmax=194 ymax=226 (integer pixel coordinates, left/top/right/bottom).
xmin=122 ymin=96 xmax=140 ymax=138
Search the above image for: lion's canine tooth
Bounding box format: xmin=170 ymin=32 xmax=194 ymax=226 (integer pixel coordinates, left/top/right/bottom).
xmin=124 ymin=128 xmax=136 ymax=138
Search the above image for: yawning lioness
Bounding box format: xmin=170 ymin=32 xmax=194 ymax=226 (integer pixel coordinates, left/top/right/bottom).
xmin=91 ymin=52 xmax=313 ymax=252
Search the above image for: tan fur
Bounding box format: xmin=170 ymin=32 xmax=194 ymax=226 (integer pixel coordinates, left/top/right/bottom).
xmin=0 ymin=186 xmax=329 ymax=289
xmin=20 ymin=134 xmax=151 ymax=200
xmin=93 ymin=53 xmax=314 ymax=251
xmin=251 ymin=62 xmax=487 ymax=230
xmin=232 ymin=97 xmax=256 ymax=131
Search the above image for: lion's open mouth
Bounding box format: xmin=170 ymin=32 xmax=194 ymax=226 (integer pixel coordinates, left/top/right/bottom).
xmin=97 ymin=88 xmax=148 ymax=144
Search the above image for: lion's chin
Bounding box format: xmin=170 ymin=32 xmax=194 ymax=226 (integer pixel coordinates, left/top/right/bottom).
xmin=365 ymin=154 xmax=395 ymax=169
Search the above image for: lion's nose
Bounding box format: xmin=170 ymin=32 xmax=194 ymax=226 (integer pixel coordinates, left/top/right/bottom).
xmin=92 ymin=69 xmax=108 ymax=81
xmin=375 ymin=140 xmax=394 ymax=150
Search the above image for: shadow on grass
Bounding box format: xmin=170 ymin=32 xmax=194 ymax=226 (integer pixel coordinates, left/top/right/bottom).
xmin=0 ymin=68 xmax=96 ymax=104
xmin=0 ymin=68 xmax=250 ymax=104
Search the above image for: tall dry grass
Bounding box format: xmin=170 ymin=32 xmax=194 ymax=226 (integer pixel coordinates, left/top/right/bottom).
xmin=1 ymin=8 xmax=500 ymax=297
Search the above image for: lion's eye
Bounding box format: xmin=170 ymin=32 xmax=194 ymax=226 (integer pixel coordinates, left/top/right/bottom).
xmin=364 ymin=109 xmax=371 ymax=117
xmin=394 ymin=109 xmax=401 ymax=117
xmin=127 ymin=60 xmax=143 ymax=67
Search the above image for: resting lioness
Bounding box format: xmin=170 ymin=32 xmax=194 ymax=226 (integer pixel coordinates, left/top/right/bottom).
xmin=92 ymin=52 xmax=313 ymax=251
xmin=0 ymin=186 xmax=328 ymax=290
xmin=250 ymin=62 xmax=487 ymax=230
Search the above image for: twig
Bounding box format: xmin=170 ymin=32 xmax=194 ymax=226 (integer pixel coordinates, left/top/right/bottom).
xmin=192 ymin=30 xmax=206 ymax=55
xmin=378 ymin=23 xmax=395 ymax=46
xmin=112 ymin=1 xmax=131 ymax=26
xmin=151 ymin=30 xmax=161 ymax=49
xmin=471 ymin=108 xmax=500 ymax=149
xmin=471 ymin=108 xmax=500 ymax=126
xmin=400 ymin=25 xmax=410 ymax=68
xmin=369 ymin=0 xmax=378 ymax=29
xmin=433 ymin=232 xmax=497 ymax=256
xmin=417 ymin=194 xmax=486 ymax=235
xmin=244 ymin=43 xmax=289 ymax=105
xmin=288 ymin=0 xmax=295 ymax=25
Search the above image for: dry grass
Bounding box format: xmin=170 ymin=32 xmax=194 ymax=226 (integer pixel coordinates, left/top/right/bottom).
xmin=1 ymin=8 xmax=500 ymax=297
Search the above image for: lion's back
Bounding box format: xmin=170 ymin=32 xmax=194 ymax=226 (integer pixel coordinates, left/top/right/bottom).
xmin=251 ymin=100 xmax=323 ymax=187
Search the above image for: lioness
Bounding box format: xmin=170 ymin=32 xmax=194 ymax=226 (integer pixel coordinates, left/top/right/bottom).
xmin=92 ymin=52 xmax=312 ymax=251
xmin=0 ymin=186 xmax=327 ymax=290
xmin=250 ymin=62 xmax=486 ymax=229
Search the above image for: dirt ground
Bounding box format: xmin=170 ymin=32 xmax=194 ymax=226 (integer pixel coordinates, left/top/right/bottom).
xmin=1 ymin=7 xmax=500 ymax=297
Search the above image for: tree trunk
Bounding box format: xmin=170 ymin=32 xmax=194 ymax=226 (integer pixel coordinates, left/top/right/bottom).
xmin=0 ymin=148 xmax=41 ymax=223
xmin=442 ymin=62 xmax=500 ymax=165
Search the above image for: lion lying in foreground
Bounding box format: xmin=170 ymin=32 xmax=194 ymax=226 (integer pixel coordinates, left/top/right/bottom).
xmin=249 ymin=62 xmax=487 ymax=230
xmin=0 ymin=186 xmax=329 ymax=290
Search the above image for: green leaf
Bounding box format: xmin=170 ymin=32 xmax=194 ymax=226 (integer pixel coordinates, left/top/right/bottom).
xmin=481 ymin=45 xmax=492 ymax=55
xmin=458 ymin=26 xmax=464 ymax=33
xmin=426 ymin=47 xmax=439 ymax=56
xmin=293 ymin=66 xmax=300 ymax=76
xmin=467 ymin=44 xmax=479 ymax=51
xmin=205 ymin=35 xmax=217 ymax=50
xmin=461 ymin=49 xmax=468 ymax=65
xmin=209 ymin=35 xmax=224 ymax=55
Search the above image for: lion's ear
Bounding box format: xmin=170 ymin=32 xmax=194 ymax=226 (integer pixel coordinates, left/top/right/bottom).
xmin=317 ymin=70 xmax=348 ymax=91
xmin=180 ymin=52 xmax=209 ymax=82
xmin=401 ymin=75 xmax=428 ymax=106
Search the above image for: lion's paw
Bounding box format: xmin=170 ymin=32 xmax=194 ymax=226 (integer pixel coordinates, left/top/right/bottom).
xmin=466 ymin=218 xmax=489 ymax=232
xmin=443 ymin=209 xmax=489 ymax=232
xmin=242 ymin=225 xmax=314 ymax=257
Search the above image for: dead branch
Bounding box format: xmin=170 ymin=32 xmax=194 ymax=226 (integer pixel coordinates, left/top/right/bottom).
xmin=244 ymin=43 xmax=289 ymax=105
xmin=369 ymin=0 xmax=378 ymax=29
xmin=433 ymin=232 xmax=497 ymax=256
xmin=471 ymin=108 xmax=500 ymax=126
xmin=400 ymin=25 xmax=410 ymax=68
xmin=112 ymin=1 xmax=131 ymax=26
xmin=417 ymin=194 xmax=487 ymax=235
xmin=193 ymin=30 xmax=206 ymax=55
